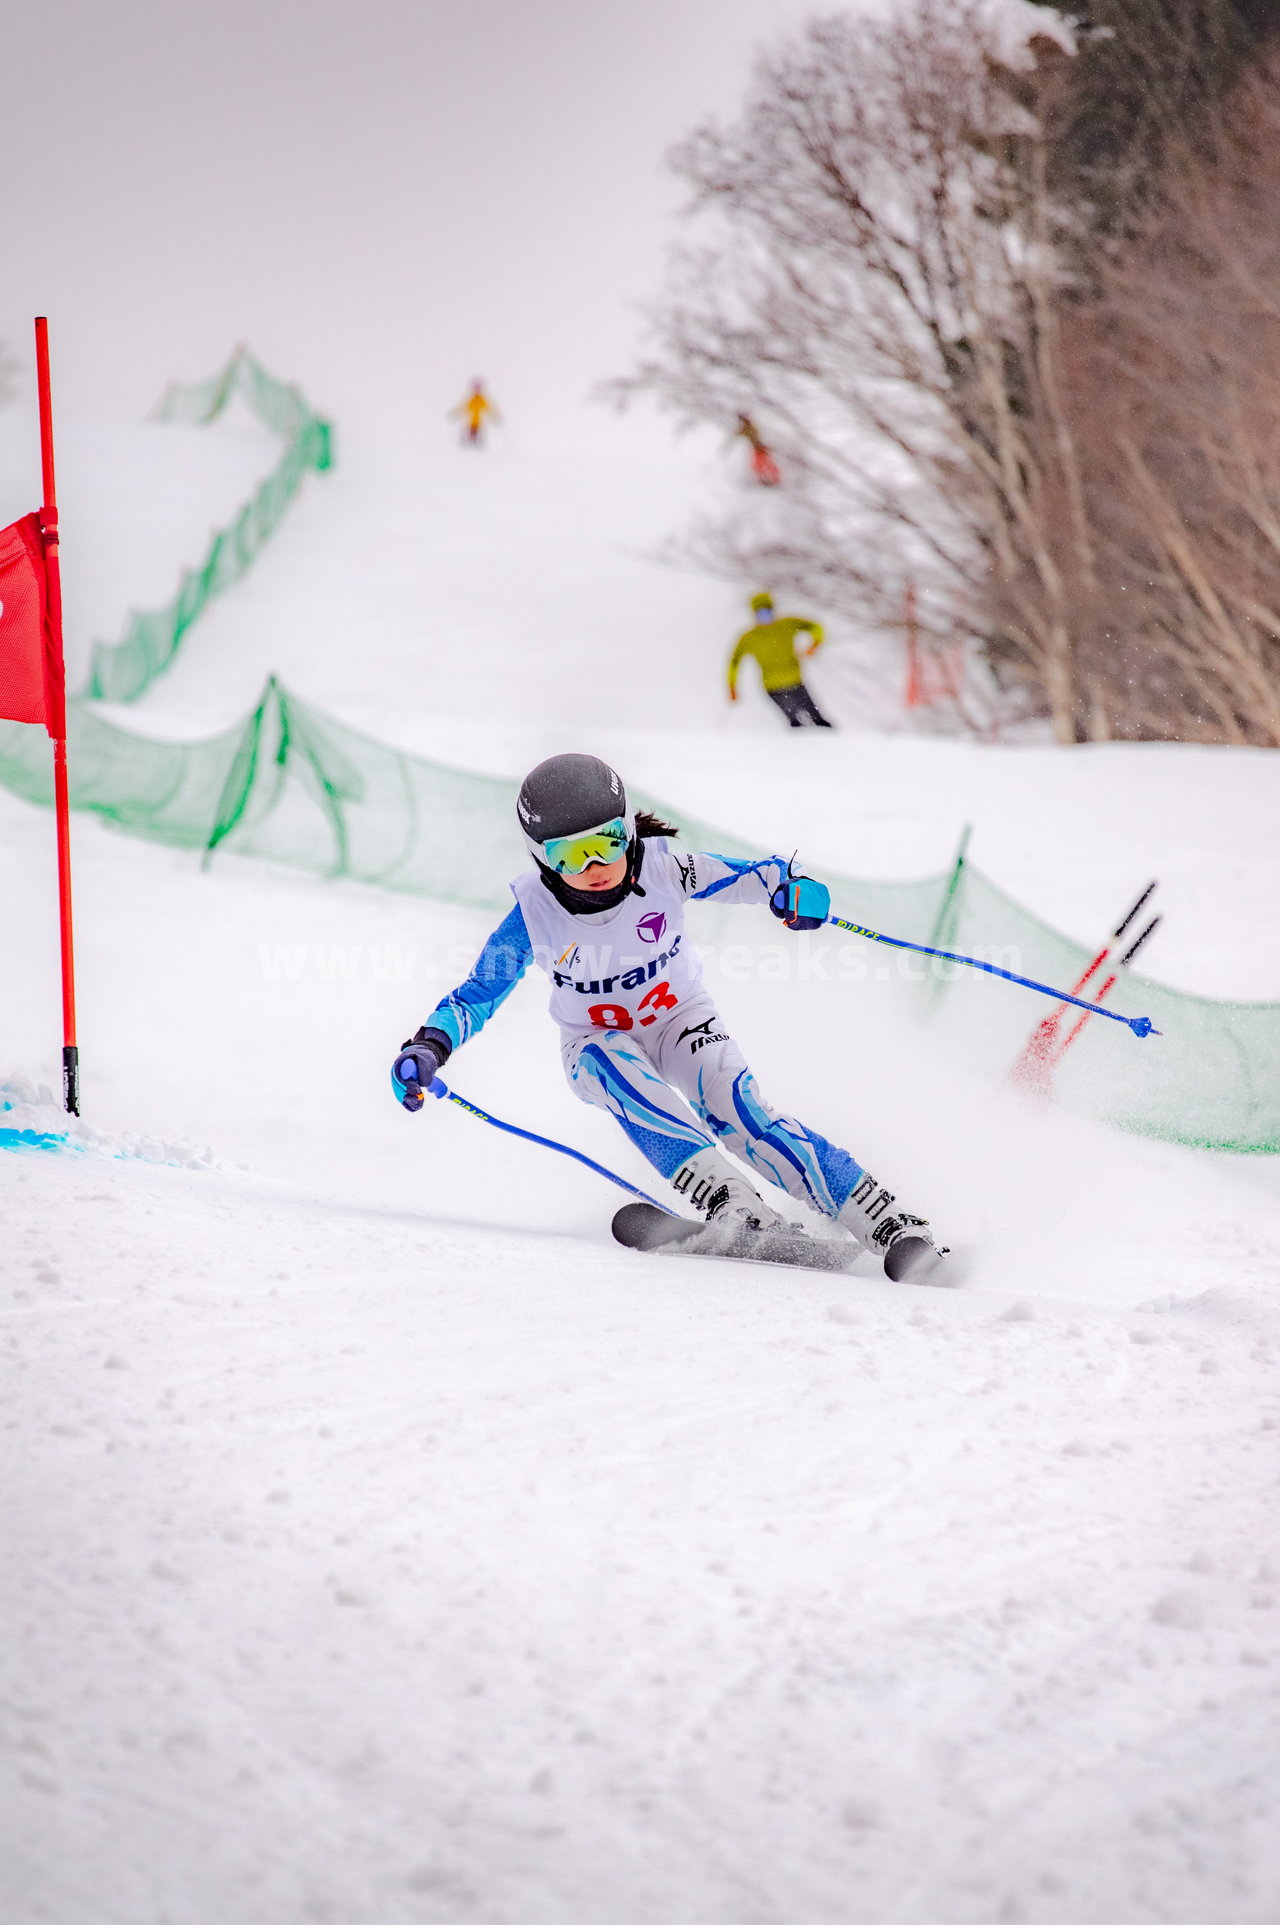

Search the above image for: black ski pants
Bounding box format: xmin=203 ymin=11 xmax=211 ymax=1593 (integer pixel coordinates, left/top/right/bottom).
xmin=767 ymin=682 xmax=833 ymax=728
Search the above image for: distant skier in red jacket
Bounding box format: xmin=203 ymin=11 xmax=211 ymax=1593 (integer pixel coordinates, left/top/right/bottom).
xmin=734 ymin=414 xmax=781 ymax=486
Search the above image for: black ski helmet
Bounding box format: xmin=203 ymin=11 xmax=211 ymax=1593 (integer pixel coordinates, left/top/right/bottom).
xmin=517 ymin=753 xmax=630 ymax=853
xmin=517 ymin=752 xmax=641 ymax=914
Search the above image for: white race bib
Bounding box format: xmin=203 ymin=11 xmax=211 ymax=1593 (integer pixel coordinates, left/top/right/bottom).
xmin=512 ymin=843 xmax=704 ymax=1035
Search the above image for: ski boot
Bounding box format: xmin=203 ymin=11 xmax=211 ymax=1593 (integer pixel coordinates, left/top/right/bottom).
xmin=672 ymin=1147 xmax=785 ymax=1234
xmin=838 ymin=1170 xmax=946 ymax=1282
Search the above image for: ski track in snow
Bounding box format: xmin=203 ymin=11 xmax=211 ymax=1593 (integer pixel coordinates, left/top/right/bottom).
xmin=1 ymin=433 xmax=1279 ymax=1922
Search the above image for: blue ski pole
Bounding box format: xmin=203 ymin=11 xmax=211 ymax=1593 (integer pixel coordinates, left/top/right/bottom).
xmin=824 ymin=912 xmax=1160 ymax=1038
xmin=423 ymin=1077 xmax=676 ymax=1213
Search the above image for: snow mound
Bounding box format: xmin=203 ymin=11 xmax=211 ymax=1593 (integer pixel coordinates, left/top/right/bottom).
xmin=0 ymin=1073 xmax=230 ymax=1172
xmin=1143 ymin=1279 xmax=1280 ymax=1338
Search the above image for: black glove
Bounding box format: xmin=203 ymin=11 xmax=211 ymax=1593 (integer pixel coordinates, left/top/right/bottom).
xmin=391 ymin=1027 xmax=451 ymax=1112
xmin=769 ymin=871 xmax=831 ymax=932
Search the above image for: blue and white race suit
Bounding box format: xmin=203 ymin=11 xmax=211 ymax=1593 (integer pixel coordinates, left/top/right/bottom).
xmin=420 ymin=842 xmax=865 ymax=1218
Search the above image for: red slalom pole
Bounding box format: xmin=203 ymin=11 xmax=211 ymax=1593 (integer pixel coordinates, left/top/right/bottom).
xmin=1044 ymin=914 xmax=1162 ymax=1071
xmin=904 ymin=583 xmax=922 ymax=709
xmin=1010 ymin=882 xmax=1157 ymax=1095
xmin=34 ymin=317 xmax=79 ymax=1116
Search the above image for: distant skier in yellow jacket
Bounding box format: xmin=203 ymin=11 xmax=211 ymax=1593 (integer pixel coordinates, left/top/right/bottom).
xmin=727 ymin=592 xmax=833 ymax=728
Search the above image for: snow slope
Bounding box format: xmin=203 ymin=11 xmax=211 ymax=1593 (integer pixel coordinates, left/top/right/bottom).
xmin=3 ymin=410 xmax=1280 ymax=1924
xmin=7 ymin=1119 xmax=1279 ymax=1925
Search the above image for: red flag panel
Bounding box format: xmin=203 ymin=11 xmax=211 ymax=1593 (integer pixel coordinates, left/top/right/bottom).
xmin=0 ymin=513 xmax=50 ymax=727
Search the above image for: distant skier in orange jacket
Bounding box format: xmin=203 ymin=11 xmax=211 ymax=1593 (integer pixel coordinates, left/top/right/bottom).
xmin=734 ymin=413 xmax=781 ymax=486
xmin=451 ymin=380 xmax=500 ymax=447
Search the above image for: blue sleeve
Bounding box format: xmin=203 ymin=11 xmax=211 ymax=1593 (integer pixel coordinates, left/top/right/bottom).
xmin=422 ymin=903 xmax=533 ymax=1051
xmin=687 ymin=852 xmax=790 ymax=905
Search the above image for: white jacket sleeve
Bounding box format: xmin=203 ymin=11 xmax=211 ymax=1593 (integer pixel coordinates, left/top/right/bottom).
xmin=670 ymin=847 xmax=791 ymax=907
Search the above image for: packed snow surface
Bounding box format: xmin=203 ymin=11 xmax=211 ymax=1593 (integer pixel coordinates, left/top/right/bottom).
xmin=2 ymin=416 xmax=1279 ymax=1923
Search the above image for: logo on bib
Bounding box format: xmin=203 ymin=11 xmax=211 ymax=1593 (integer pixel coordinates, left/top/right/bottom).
xmin=637 ymin=911 xmax=666 ymax=945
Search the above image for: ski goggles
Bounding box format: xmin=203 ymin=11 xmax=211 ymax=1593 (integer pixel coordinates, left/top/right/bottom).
xmin=538 ymin=816 xmax=631 ymax=875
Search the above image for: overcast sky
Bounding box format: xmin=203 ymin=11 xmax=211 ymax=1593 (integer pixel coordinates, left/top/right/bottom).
xmin=0 ymin=0 xmax=831 ymax=455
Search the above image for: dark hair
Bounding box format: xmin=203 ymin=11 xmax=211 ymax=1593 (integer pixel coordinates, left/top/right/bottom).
xmin=635 ymin=809 xmax=679 ymax=839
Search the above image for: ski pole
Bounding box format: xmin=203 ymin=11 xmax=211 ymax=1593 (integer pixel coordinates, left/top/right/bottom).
xmin=425 ymin=1078 xmax=676 ymax=1213
xmin=1012 ymin=881 xmax=1158 ymax=1082
xmin=1045 ymin=914 xmax=1162 ymax=1068
xmin=823 ymin=914 xmax=1161 ymax=1038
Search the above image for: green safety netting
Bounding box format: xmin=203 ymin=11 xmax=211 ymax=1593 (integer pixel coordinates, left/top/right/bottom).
xmin=1 ymin=676 xmax=1276 ymax=1154
xmin=81 ymin=348 xmax=332 ymax=703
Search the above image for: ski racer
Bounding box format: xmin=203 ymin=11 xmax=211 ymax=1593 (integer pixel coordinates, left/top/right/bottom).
xmin=391 ymin=754 xmax=943 ymax=1280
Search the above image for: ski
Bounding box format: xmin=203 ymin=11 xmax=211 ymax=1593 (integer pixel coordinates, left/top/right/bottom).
xmin=611 ymin=1201 xmax=949 ymax=1284
xmin=612 ymin=1200 xmax=861 ymax=1273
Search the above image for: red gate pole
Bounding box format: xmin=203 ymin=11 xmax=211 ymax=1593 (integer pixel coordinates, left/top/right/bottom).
xmin=34 ymin=317 xmax=78 ymax=1116
xmin=904 ymin=582 xmax=922 ymax=709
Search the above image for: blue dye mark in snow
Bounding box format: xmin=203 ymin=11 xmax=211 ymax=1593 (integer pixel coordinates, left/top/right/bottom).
xmin=0 ymin=1127 xmax=74 ymax=1154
